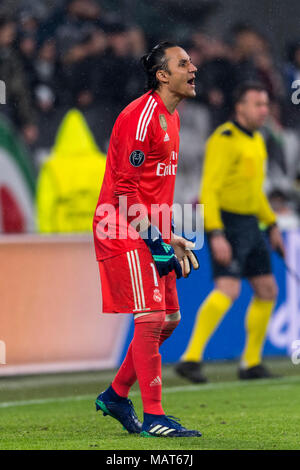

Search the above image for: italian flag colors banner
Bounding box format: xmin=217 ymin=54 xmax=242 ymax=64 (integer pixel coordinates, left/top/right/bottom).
xmin=0 ymin=118 xmax=36 ymax=233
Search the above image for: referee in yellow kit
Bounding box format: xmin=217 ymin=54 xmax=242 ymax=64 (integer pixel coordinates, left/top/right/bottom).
xmin=176 ymin=82 xmax=285 ymax=382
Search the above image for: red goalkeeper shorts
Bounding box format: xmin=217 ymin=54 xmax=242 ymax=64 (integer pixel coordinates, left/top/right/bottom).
xmin=98 ymin=247 xmax=179 ymax=314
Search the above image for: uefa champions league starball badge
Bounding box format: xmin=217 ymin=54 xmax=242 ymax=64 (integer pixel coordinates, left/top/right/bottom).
xmin=129 ymin=150 xmax=145 ymax=167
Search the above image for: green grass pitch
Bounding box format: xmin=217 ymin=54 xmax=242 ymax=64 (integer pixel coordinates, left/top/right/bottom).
xmin=0 ymin=358 xmax=299 ymax=450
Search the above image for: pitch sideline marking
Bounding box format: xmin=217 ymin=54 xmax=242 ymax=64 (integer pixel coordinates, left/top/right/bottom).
xmin=0 ymin=375 xmax=299 ymax=409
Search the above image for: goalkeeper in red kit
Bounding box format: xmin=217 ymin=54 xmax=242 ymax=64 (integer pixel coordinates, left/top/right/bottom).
xmin=93 ymin=42 xmax=201 ymax=438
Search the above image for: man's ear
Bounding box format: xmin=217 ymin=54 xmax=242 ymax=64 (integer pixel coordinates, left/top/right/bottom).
xmin=235 ymin=102 xmax=243 ymax=115
xmin=156 ymin=69 xmax=169 ymax=85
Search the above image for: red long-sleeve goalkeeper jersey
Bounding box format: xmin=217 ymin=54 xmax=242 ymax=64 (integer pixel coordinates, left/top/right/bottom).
xmin=93 ymin=90 xmax=180 ymax=261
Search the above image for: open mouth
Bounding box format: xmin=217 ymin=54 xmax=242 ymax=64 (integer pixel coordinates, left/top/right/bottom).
xmin=187 ymin=78 xmax=195 ymax=87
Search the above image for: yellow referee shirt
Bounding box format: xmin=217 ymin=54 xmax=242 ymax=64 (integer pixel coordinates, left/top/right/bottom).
xmin=200 ymin=121 xmax=276 ymax=231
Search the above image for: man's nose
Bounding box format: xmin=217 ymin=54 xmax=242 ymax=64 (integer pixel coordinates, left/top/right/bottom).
xmin=190 ymin=63 xmax=197 ymax=73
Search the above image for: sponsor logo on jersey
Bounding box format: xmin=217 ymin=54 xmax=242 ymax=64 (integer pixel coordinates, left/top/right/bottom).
xmin=156 ymin=162 xmax=177 ymax=176
xmin=153 ymin=288 xmax=162 ymax=302
xmin=164 ymin=133 xmax=170 ymax=142
xmin=156 ymin=151 xmax=178 ymax=176
xmin=159 ymin=114 xmax=168 ymax=131
xmin=129 ymin=150 xmax=145 ymax=167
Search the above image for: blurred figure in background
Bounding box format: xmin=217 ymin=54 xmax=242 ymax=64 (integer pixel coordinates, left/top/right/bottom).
xmin=231 ymin=24 xmax=285 ymax=102
xmin=98 ymin=22 xmax=145 ymax=113
xmin=192 ymin=32 xmax=237 ymax=127
xmin=282 ymin=40 xmax=300 ymax=129
xmin=231 ymin=23 xmax=265 ymax=83
xmin=0 ymin=14 xmax=38 ymax=145
xmin=173 ymin=97 xmax=211 ymax=229
xmin=283 ymin=41 xmax=300 ymax=92
xmin=36 ymin=109 xmax=106 ymax=233
xmin=269 ymin=189 xmax=300 ymax=231
xmin=262 ymin=99 xmax=300 ymax=196
xmin=17 ymin=31 xmax=37 ymax=90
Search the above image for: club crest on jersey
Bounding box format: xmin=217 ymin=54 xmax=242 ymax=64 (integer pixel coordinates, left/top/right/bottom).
xmin=153 ymin=288 xmax=162 ymax=303
xmin=159 ymin=114 xmax=167 ymax=131
xmin=129 ymin=150 xmax=145 ymax=167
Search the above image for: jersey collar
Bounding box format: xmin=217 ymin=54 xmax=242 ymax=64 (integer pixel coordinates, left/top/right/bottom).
xmin=232 ymin=120 xmax=254 ymax=138
xmin=151 ymin=91 xmax=173 ymax=116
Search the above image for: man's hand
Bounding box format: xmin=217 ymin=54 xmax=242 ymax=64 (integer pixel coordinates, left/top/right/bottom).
xmin=22 ymin=124 xmax=38 ymax=145
xmin=140 ymin=225 xmax=182 ymax=279
xmin=170 ymin=233 xmax=199 ymax=278
xmin=268 ymin=224 xmax=285 ymax=258
xmin=210 ymin=233 xmax=232 ymax=266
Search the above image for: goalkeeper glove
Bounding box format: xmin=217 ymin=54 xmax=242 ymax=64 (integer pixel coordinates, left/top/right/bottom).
xmin=140 ymin=225 xmax=182 ymax=279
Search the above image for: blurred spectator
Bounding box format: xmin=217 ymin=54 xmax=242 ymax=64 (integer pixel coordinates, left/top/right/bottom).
xmin=175 ymin=99 xmax=211 ymax=203
xmin=73 ymin=28 xmax=108 ymax=108
xmin=17 ymin=31 xmax=37 ymax=91
xmin=262 ymin=100 xmax=300 ymax=195
xmin=0 ymin=14 xmax=38 ymax=145
xmin=282 ymin=40 xmax=300 ymax=129
xmin=230 ymin=23 xmax=263 ymax=83
xmin=231 ymin=24 xmax=284 ymax=100
xmin=38 ymin=0 xmax=106 ymax=44
xmin=173 ymin=99 xmax=211 ymax=229
xmin=252 ymin=50 xmax=284 ymax=100
xmin=33 ymin=38 xmax=68 ymax=109
xmin=127 ymin=26 xmax=146 ymax=58
xmin=283 ymin=41 xmax=300 ymax=91
xmin=269 ymin=189 xmax=300 ymax=230
xmin=232 ymin=23 xmax=267 ymax=61
xmin=97 ymin=22 xmax=145 ymax=113
xmin=54 ymin=0 xmax=106 ymax=58
xmin=18 ymin=8 xmax=40 ymax=35
xmin=191 ymin=33 xmax=236 ymax=127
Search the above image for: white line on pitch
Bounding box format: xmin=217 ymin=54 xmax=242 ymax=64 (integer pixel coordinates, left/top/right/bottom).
xmin=0 ymin=375 xmax=299 ymax=409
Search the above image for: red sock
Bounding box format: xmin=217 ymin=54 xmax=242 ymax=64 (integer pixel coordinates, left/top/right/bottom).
xmin=112 ymin=313 xmax=180 ymax=400
xmin=112 ymin=341 xmax=135 ymax=398
xmin=159 ymin=317 xmax=180 ymax=346
xmin=132 ymin=311 xmax=165 ymax=414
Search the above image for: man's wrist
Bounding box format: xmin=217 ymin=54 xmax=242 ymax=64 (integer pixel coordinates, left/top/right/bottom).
xmin=266 ymin=222 xmax=277 ymax=234
xmin=139 ymin=224 xmax=161 ymax=245
xmin=208 ymin=229 xmax=225 ymax=238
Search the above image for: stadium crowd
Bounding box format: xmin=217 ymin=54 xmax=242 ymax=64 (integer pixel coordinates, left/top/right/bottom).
xmin=0 ymin=0 xmax=300 ymax=228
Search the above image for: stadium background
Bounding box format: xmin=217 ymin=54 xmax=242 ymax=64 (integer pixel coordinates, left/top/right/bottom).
xmin=0 ymin=0 xmax=300 ymax=375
